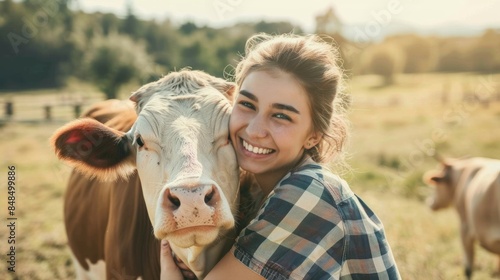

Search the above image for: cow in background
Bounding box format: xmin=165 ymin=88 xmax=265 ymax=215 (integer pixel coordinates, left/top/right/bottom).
xmin=424 ymin=156 xmax=500 ymax=279
xmin=52 ymin=70 xmax=242 ymax=279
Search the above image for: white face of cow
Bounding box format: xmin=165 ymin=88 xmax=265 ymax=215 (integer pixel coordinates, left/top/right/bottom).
xmin=51 ymin=70 xmax=239 ymax=278
xmin=130 ymin=83 xmax=239 ymax=247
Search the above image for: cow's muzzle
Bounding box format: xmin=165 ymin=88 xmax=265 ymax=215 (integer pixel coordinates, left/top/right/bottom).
xmin=163 ymin=185 xmax=219 ymax=228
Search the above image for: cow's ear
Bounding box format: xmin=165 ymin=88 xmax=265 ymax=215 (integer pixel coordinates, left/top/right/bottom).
xmin=51 ymin=118 xmax=135 ymax=181
xmin=129 ymin=80 xmax=159 ymax=110
xmin=424 ymin=170 xmax=445 ymax=185
xmin=430 ymin=175 xmax=445 ymax=183
xmin=208 ymin=77 xmax=237 ymax=104
xmin=130 ymin=87 xmax=153 ymax=103
xmin=218 ymin=82 xmax=236 ymax=103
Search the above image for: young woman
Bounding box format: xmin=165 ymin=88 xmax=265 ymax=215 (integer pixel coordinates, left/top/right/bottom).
xmin=161 ymin=33 xmax=401 ymax=280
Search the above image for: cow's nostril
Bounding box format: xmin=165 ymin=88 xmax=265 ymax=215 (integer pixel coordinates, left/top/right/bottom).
xmin=167 ymin=191 xmax=181 ymax=208
xmin=204 ymin=187 xmax=215 ymax=204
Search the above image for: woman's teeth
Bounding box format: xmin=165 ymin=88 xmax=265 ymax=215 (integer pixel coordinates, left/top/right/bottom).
xmin=243 ymin=140 xmax=273 ymax=155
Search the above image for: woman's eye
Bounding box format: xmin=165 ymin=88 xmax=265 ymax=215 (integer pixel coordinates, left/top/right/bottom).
xmin=239 ymin=101 xmax=255 ymax=110
xmin=136 ymin=135 xmax=145 ymax=147
xmin=274 ymin=113 xmax=292 ymax=121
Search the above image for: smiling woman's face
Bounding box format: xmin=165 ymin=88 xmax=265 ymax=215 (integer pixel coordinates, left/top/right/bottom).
xmin=229 ymin=69 xmax=319 ymax=186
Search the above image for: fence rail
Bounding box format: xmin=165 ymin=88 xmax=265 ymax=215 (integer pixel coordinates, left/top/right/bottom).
xmin=0 ymin=94 xmax=104 ymax=123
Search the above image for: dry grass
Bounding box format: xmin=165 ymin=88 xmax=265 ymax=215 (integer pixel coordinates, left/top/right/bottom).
xmin=345 ymin=72 xmax=500 ymax=279
xmin=1 ymin=122 xmax=75 ymax=279
xmin=1 ymin=72 xmax=499 ymax=279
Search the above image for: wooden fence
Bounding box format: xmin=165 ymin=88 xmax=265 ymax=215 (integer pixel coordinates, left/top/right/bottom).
xmin=0 ymin=93 xmax=103 ymax=123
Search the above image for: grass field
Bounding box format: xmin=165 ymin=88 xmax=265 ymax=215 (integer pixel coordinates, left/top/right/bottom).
xmin=1 ymin=72 xmax=499 ymax=279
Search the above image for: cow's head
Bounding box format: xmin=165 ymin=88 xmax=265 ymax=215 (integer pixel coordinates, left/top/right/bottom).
xmin=51 ymin=70 xmax=239 ymax=278
xmin=423 ymin=158 xmax=461 ymax=211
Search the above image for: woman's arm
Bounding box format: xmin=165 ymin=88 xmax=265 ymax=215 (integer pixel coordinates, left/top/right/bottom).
xmin=204 ymin=248 xmax=265 ymax=280
xmin=160 ymin=242 xmax=263 ymax=280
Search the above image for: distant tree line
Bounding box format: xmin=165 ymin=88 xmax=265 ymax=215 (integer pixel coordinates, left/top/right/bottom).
xmin=1 ymin=0 xmax=498 ymax=97
xmin=354 ymin=31 xmax=500 ymax=84
xmin=0 ymin=0 xmax=302 ymax=97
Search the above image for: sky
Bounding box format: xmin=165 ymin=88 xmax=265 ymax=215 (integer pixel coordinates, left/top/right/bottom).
xmin=74 ymin=0 xmax=500 ymax=32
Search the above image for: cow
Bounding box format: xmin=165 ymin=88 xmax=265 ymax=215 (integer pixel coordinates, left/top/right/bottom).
xmin=424 ymin=156 xmax=500 ymax=279
xmin=51 ymin=70 xmax=245 ymax=279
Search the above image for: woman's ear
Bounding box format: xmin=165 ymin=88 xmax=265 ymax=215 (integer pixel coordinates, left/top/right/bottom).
xmin=304 ymin=132 xmax=322 ymax=149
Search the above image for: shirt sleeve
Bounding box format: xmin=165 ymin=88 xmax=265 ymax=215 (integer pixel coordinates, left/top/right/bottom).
xmin=233 ymin=174 xmax=346 ymax=280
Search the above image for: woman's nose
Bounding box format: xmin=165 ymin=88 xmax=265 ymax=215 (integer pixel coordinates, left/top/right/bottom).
xmin=246 ymin=115 xmax=268 ymax=138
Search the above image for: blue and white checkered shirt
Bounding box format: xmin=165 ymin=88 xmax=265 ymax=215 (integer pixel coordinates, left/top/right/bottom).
xmin=234 ymin=157 xmax=400 ymax=279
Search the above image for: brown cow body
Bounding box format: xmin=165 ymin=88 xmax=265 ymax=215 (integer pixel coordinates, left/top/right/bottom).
xmin=425 ymin=156 xmax=500 ymax=279
xmin=52 ymin=71 xmax=255 ymax=279
xmin=63 ymin=100 xmax=161 ymax=279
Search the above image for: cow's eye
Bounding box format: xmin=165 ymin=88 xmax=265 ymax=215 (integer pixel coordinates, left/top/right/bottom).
xmin=136 ymin=134 xmax=145 ymax=147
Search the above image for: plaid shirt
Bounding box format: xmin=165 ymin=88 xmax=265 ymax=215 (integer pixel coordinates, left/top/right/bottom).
xmin=234 ymin=157 xmax=401 ymax=280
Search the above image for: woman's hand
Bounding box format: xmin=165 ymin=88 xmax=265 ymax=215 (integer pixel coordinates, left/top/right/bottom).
xmin=160 ymin=240 xmax=197 ymax=280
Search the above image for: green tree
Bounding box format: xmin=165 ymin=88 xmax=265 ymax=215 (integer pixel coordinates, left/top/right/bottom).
xmin=101 ymin=13 xmax=121 ymax=36
xmin=0 ymin=0 xmax=76 ymax=88
xmin=362 ymin=43 xmax=405 ymax=85
xmin=85 ymin=34 xmax=156 ymax=99
xmin=254 ymin=20 xmax=300 ymax=34
xmin=143 ymin=20 xmax=181 ymax=68
xmin=397 ymin=35 xmax=437 ymax=73
xmin=120 ymin=3 xmax=142 ymax=38
xmin=470 ymin=29 xmax=500 ymax=72
xmin=180 ymin=21 xmax=197 ymax=35
xmin=0 ymin=0 xmax=320 ymax=91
